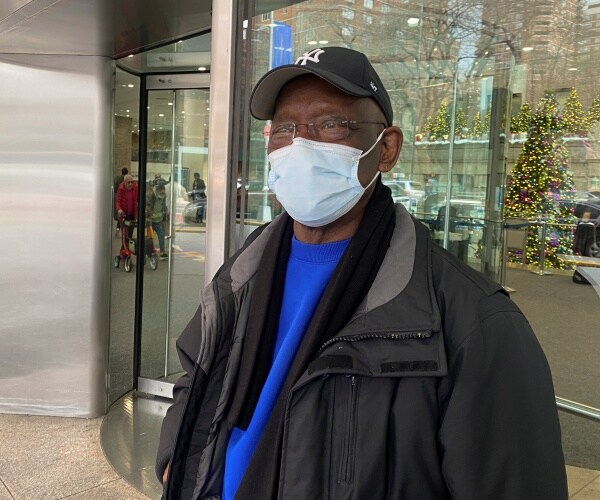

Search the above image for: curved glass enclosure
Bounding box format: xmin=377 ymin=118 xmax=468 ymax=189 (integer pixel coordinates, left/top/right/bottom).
xmin=232 ymin=0 xmax=600 ymax=471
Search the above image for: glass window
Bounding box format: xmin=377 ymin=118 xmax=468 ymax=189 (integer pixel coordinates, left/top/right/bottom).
xmin=342 ymin=8 xmax=355 ymax=20
xmin=238 ymin=0 xmax=600 ymax=474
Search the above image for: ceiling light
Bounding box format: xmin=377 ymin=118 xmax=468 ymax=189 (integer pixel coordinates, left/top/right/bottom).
xmin=159 ymin=113 xmax=165 ymax=117
xmin=128 ymin=84 xmax=134 ymax=88
xmin=407 ymin=17 xmax=420 ymax=26
xmin=318 ymin=40 xmax=328 ymax=44
xmin=308 ymin=40 xmax=318 ymax=45
xmin=168 ymin=102 xmax=173 ymax=106
xmin=568 ymin=67 xmax=578 ymax=71
xmin=198 ymin=66 xmax=207 ymax=71
xmin=523 ymin=46 xmax=533 ymax=51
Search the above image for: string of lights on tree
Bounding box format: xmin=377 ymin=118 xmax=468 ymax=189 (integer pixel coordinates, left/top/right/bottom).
xmin=504 ymin=93 xmax=577 ymax=269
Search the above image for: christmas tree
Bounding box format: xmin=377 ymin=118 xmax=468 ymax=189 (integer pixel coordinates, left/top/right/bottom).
xmin=587 ymin=95 xmax=600 ymax=128
xmin=471 ymin=111 xmax=484 ymax=137
xmin=482 ymin=109 xmax=491 ymax=135
xmin=454 ymin=108 xmax=468 ymax=138
xmin=421 ymin=115 xmax=435 ymax=140
xmin=504 ymin=93 xmax=576 ymax=269
xmin=430 ymin=102 xmax=451 ymax=139
xmin=562 ymin=88 xmax=588 ymax=137
xmin=514 ymin=102 xmax=533 ymax=135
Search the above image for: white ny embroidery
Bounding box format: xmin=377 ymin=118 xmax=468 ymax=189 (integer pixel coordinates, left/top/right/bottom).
xmin=295 ymin=48 xmax=325 ymax=66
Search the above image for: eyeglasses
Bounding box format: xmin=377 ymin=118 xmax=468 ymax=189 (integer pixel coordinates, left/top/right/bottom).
xmin=269 ymin=118 xmax=386 ymax=148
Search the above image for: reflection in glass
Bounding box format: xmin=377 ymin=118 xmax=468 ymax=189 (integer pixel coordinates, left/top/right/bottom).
xmin=239 ymin=0 xmax=600 ymax=468
xmin=140 ymin=88 xmax=210 ymax=383
xmin=109 ymin=66 xmax=141 ymax=405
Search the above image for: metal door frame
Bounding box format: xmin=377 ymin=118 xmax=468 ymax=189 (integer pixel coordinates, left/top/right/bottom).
xmin=135 ymin=73 xmax=210 ymax=398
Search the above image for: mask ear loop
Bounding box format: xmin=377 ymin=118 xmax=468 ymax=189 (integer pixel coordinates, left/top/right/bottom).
xmin=358 ymin=127 xmax=387 ymax=188
xmin=358 ymin=127 xmax=387 ymax=160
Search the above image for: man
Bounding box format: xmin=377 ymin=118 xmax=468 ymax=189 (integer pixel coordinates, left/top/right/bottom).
xmin=146 ymin=182 xmax=169 ymax=259
xmin=156 ymin=47 xmax=567 ymax=499
xmin=191 ymin=172 xmax=207 ymax=224
xmin=115 ymin=174 xmax=138 ymax=238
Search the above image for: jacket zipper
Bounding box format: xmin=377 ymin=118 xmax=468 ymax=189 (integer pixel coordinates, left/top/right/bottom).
xmin=338 ymin=375 xmax=358 ymax=484
xmin=317 ymin=331 xmax=432 ymax=356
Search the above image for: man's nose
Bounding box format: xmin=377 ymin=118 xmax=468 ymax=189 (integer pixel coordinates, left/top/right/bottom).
xmin=293 ymin=123 xmax=313 ymax=140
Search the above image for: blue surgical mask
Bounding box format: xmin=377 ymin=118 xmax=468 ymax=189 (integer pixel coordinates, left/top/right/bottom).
xmin=267 ymin=131 xmax=384 ymax=227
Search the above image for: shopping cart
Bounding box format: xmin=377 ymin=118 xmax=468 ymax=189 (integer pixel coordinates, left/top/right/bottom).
xmin=114 ymin=218 xmax=159 ymax=272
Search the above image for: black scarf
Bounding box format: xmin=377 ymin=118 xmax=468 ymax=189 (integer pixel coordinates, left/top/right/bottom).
xmin=230 ymin=181 xmax=395 ymax=500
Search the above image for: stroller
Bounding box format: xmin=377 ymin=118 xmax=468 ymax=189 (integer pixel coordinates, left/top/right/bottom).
xmin=114 ymin=217 xmax=159 ymax=272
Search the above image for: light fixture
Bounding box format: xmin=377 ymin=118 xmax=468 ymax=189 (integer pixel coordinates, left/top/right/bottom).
xmin=307 ymin=40 xmax=318 ymax=45
xmin=568 ymin=67 xmax=578 ymax=71
xmin=198 ymin=66 xmax=207 ymax=71
xmin=318 ymin=40 xmax=329 ymax=44
xmin=128 ymin=84 xmax=134 ymax=88
xmin=523 ymin=46 xmax=533 ymax=52
xmin=407 ymin=17 xmax=420 ymax=26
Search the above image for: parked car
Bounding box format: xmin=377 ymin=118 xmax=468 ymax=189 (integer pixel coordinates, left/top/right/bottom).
xmin=572 ymin=195 xmax=600 ymax=257
xmin=390 ymin=179 xmax=425 ymax=202
xmin=383 ymin=181 xmax=414 ymax=211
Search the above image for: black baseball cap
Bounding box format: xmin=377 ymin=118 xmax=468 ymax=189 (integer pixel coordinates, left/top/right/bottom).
xmin=250 ymin=46 xmax=393 ymax=126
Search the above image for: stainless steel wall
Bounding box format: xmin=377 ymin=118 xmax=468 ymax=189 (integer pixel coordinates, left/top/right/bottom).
xmin=0 ymin=54 xmax=113 ymax=417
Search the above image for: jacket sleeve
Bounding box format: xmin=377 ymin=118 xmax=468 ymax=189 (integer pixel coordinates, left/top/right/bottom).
xmin=155 ymin=304 xmax=204 ymax=482
xmin=438 ymin=293 xmax=568 ymax=499
xmin=115 ymin=185 xmax=123 ymax=213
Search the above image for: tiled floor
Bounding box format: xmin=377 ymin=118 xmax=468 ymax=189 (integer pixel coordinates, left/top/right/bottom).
xmin=0 ymin=410 xmax=599 ymax=499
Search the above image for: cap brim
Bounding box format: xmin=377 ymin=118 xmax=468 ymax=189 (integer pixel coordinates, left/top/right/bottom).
xmin=250 ymin=65 xmax=373 ymax=121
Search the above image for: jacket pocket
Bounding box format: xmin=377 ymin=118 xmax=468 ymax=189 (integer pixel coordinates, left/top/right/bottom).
xmin=337 ymin=374 xmax=359 ymax=484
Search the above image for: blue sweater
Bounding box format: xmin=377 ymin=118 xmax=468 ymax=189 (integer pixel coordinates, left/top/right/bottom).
xmin=223 ymin=235 xmax=350 ymax=499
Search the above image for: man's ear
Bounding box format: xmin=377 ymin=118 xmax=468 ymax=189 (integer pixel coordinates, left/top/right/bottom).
xmin=378 ymin=126 xmax=403 ymax=173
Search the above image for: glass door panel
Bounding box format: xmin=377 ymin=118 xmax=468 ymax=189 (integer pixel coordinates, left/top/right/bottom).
xmin=139 ymin=84 xmax=210 ymax=395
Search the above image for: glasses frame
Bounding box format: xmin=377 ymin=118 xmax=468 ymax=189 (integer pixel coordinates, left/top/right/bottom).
xmin=268 ymin=119 xmax=387 ymax=148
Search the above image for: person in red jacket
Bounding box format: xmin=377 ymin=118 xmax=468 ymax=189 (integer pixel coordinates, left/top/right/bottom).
xmin=115 ymin=174 xmax=138 ymax=238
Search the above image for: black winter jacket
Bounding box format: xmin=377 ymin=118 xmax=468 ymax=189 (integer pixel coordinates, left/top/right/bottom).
xmin=156 ymin=204 xmax=567 ymax=500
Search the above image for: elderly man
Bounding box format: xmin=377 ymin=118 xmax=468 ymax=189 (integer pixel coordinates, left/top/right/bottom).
xmin=115 ymin=174 xmax=138 ymax=239
xmin=156 ymin=47 xmax=567 ymax=500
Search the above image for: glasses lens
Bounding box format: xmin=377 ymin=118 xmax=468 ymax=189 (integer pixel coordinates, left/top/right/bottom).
xmin=269 ymin=123 xmax=294 ymax=148
xmin=317 ymin=119 xmax=349 ymax=142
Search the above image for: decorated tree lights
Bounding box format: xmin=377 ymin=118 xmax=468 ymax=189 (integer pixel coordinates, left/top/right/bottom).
xmin=504 ymin=93 xmax=576 ymax=270
xmin=562 ymin=88 xmax=589 ymax=138
xmin=510 ymin=102 xmax=533 ymax=141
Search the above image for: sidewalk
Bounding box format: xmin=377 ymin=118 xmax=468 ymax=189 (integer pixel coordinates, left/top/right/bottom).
xmin=0 ymin=413 xmax=148 ymax=499
xmin=0 ymin=412 xmax=599 ymax=499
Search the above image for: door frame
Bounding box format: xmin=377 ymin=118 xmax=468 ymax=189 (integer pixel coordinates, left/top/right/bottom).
xmin=135 ymin=72 xmax=211 ymax=398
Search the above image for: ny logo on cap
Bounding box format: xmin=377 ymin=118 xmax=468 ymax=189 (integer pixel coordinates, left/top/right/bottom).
xmin=295 ymin=48 xmax=325 ymax=66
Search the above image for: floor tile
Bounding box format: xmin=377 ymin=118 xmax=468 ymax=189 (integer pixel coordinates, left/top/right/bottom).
xmin=0 ymin=480 xmax=13 ymax=500
xmin=63 ymin=478 xmax=150 ymax=499
xmin=0 ymin=414 xmax=118 ymax=499
xmin=567 ymin=465 xmax=600 ymax=497
xmin=570 ymin=475 xmax=600 ymax=499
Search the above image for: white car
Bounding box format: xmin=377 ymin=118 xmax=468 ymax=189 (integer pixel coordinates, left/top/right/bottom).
xmin=383 ymin=182 xmax=415 ymax=212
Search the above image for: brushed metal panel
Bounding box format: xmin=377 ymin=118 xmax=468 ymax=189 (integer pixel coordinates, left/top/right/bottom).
xmin=0 ymin=53 xmax=113 ymax=417
xmin=0 ymin=0 xmax=211 ymax=58
xmin=205 ymin=0 xmax=235 ymax=282
xmin=0 ymin=1 xmax=31 ymax=22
